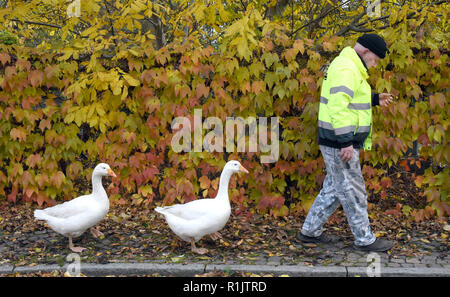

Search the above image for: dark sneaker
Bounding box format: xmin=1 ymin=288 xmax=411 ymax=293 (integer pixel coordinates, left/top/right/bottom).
xmin=297 ymin=232 xmax=341 ymax=244
xmin=354 ymin=238 xmax=394 ymax=252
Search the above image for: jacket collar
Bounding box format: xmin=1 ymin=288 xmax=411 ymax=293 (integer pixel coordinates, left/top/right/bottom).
xmin=356 ymin=53 xmax=368 ymax=70
xmin=340 ymin=47 xmax=368 ymax=79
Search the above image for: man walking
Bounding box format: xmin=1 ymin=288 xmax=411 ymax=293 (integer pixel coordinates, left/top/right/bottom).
xmin=298 ymin=34 xmax=395 ymax=252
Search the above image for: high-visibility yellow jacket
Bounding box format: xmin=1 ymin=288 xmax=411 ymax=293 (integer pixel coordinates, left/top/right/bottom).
xmin=318 ymin=46 xmax=376 ymax=150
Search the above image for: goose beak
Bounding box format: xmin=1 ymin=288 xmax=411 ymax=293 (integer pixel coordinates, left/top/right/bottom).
xmin=108 ymin=168 xmax=117 ymax=178
xmin=239 ymin=165 xmax=249 ymax=174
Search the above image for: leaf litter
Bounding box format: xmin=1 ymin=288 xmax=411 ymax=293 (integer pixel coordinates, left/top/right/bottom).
xmin=0 ymin=200 xmax=448 ymax=277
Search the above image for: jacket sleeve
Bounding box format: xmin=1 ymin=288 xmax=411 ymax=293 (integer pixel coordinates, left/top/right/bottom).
xmin=327 ymin=67 xmax=358 ymax=148
xmin=371 ymin=92 xmax=380 ymax=106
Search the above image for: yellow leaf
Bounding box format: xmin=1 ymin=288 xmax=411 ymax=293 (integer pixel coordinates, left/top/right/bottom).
xmin=123 ymin=74 xmax=140 ymax=87
xmin=121 ymin=86 xmax=129 ymax=101
xmin=198 ymin=256 xmax=211 ymax=260
xmin=420 ymin=238 xmax=430 ymax=244
xmin=58 ymin=48 xmax=73 ymax=61
xmin=111 ymin=79 xmax=123 ymax=96
xmin=95 ymin=103 xmax=106 ymax=117
xmin=128 ymin=49 xmax=140 ymax=56
xmin=375 ymin=231 xmax=386 ymax=237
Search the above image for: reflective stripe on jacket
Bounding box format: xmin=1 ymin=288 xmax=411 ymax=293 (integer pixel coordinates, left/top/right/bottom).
xmin=318 ymin=46 xmax=373 ymax=150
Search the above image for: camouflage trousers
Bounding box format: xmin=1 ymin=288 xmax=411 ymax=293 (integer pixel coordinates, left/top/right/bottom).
xmin=301 ymin=145 xmax=376 ymax=246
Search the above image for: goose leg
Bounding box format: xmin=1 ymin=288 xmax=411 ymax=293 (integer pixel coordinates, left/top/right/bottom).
xmin=68 ymin=236 xmax=86 ymax=253
xmin=90 ymin=227 xmax=104 ymax=238
xmin=190 ymin=239 xmax=208 ymax=255
xmin=209 ymin=232 xmax=222 ymax=241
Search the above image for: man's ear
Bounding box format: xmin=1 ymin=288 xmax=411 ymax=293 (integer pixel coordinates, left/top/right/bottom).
xmin=360 ymin=47 xmax=370 ymax=55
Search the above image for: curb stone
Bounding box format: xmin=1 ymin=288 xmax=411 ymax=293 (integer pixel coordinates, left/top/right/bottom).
xmin=1 ymin=263 xmax=449 ymax=277
xmin=346 ymin=266 xmax=450 ymax=277
xmin=0 ymin=264 xmax=14 ymax=274
xmin=205 ymin=264 xmax=347 ymax=277
xmin=78 ymin=263 xmax=206 ymax=276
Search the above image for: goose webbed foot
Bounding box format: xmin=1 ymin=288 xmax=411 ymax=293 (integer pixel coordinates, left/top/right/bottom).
xmin=190 ymin=239 xmax=209 ymax=255
xmin=90 ymin=227 xmax=104 ymax=238
xmin=69 ymin=237 xmax=86 ymax=253
xmin=209 ymin=232 xmax=222 ymax=241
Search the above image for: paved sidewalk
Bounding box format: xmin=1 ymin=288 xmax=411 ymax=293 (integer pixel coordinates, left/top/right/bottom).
xmin=1 ymin=260 xmax=449 ymax=277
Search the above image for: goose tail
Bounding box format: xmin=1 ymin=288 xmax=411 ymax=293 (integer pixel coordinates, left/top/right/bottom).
xmin=154 ymin=206 xmax=166 ymax=215
xmin=34 ymin=209 xmax=50 ymax=221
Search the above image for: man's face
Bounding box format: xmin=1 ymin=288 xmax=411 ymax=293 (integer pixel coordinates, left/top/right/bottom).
xmin=364 ymin=51 xmax=381 ymax=68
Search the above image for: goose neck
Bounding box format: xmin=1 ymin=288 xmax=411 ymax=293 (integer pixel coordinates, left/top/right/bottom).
xmin=91 ymin=174 xmax=106 ymax=195
xmin=217 ymin=169 xmax=232 ymax=199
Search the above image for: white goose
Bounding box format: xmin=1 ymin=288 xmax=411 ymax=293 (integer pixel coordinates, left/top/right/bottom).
xmin=155 ymin=160 xmax=248 ymax=254
xmin=34 ymin=163 xmax=116 ymax=252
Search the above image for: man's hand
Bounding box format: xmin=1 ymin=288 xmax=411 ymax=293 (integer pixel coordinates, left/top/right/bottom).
xmin=379 ymin=93 xmax=394 ymax=107
xmin=340 ymin=145 xmax=353 ymax=162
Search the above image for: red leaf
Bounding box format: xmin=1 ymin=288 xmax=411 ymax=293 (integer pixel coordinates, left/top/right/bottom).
xmin=195 ymin=82 xmax=210 ymax=99
xmin=67 ymin=162 xmax=83 ymax=180
xmin=399 ymin=159 xmax=410 ymax=171
xmin=276 ymin=160 xmax=292 ymax=174
xmin=414 ymin=175 xmax=425 ymax=187
xmin=28 ymin=70 xmax=44 ymax=87
xmin=413 ymin=209 xmax=424 ymax=223
xmin=51 ymin=171 xmax=65 ymax=188
xmin=26 ymin=154 xmax=42 ymax=168
xmin=129 ymin=153 xmax=146 ymax=168
xmin=251 ymin=81 xmax=265 ymax=94
xmin=8 ymin=186 xmax=18 ymax=203
xmin=429 ymin=93 xmax=445 ymax=110
xmin=417 ymin=133 xmax=430 ymax=146
xmin=142 ymin=166 xmax=159 ymax=181
xmin=380 ymin=177 xmax=392 ymax=189
xmin=21 ymin=171 xmax=33 ymax=189
xmin=39 ymin=119 xmax=52 ymax=132
xmin=0 ymin=53 xmax=10 ymax=66
xmin=385 ymin=209 xmax=401 ymax=217
xmin=35 ymin=173 xmax=49 ymax=188
xmin=257 ymin=195 xmax=285 ymax=211
xmin=10 ymin=127 xmax=27 ymax=142
xmin=163 ymin=188 xmax=177 ymax=206
xmin=198 ymin=176 xmax=211 ymax=189
xmin=36 ymin=193 xmax=48 ymax=206
xmin=24 ymin=188 xmax=35 ymax=201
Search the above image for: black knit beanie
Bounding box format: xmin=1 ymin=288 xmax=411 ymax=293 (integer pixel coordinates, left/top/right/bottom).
xmin=357 ymin=33 xmax=388 ymax=59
